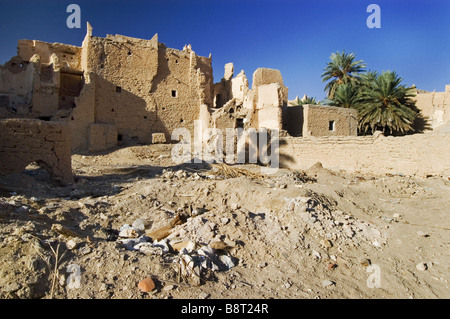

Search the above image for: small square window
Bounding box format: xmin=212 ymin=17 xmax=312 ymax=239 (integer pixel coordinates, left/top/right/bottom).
xmin=329 ymin=120 xmax=335 ymax=131
xmin=171 ymin=90 xmax=177 ymax=98
xmin=116 ymin=86 xmax=122 ymax=93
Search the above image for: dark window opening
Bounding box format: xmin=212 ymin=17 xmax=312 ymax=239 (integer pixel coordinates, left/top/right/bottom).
xmin=144 ymin=116 xmax=147 ymax=119
xmin=162 ymin=107 xmax=166 ymax=111
xmin=215 ymin=94 xmax=224 ymax=108
xmin=329 ymin=120 xmax=335 ymax=131
xmin=116 ymin=86 xmax=122 ymax=93
xmin=38 ymin=116 xmax=51 ymax=121
xmin=236 ymin=118 xmax=244 ymax=129
xmin=171 ymin=90 xmax=177 ymax=98
xmin=111 ymin=108 xmax=115 ymax=112
xmin=229 ymin=108 xmax=234 ymax=114
xmin=128 ymin=51 xmax=132 ymax=56
xmin=180 ymin=119 xmax=184 ymax=123
xmin=175 ymin=59 xmax=178 ymax=64
xmin=117 ymin=134 xmax=123 ymax=142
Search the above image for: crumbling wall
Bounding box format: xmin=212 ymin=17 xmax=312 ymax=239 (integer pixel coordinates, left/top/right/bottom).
xmin=17 ymin=40 xmax=82 ymax=70
xmin=0 ymin=119 xmax=73 ymax=184
xmin=302 ymin=104 xmax=358 ymax=136
xmin=0 ymin=57 xmax=35 ymax=117
xmin=252 ymin=68 xmax=288 ymax=131
xmin=280 ymin=132 xmax=450 ymax=177
xmin=414 ymin=86 xmax=450 ymax=130
xmin=81 ymin=31 xmax=213 ymax=147
xmin=212 ymin=66 xmax=287 ymax=133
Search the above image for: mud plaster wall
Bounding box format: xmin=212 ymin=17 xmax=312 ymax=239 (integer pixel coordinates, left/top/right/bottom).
xmin=279 ymin=133 xmax=450 ymax=177
xmin=81 ymin=33 xmax=213 ymax=147
xmin=302 ymin=105 xmax=358 ymax=137
xmin=0 ymin=119 xmax=73 ymax=184
xmin=414 ymin=89 xmax=450 ymax=130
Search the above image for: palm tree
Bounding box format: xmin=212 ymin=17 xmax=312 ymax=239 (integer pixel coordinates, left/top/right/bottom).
xmin=289 ymin=95 xmax=321 ymax=106
xmin=356 ymin=71 xmax=418 ymax=134
xmin=321 ymin=51 xmax=366 ymax=99
xmin=330 ymin=82 xmax=363 ymax=109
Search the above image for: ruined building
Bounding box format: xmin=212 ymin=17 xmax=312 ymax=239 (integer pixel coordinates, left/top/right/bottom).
xmin=0 ymin=23 xmax=364 ymax=183
xmin=0 ymin=23 xmax=214 ymax=153
xmin=413 ymin=85 xmax=450 ymax=132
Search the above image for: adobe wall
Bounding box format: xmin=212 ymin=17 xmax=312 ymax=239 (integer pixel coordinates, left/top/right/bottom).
xmin=0 ymin=57 xmax=35 ymax=116
xmin=414 ymin=86 xmax=450 ymax=130
xmin=279 ymin=132 xmax=450 ymax=177
xmin=302 ymin=104 xmax=358 ymax=136
xmin=82 ymin=32 xmax=214 ymax=146
xmin=0 ymin=119 xmax=73 ymax=184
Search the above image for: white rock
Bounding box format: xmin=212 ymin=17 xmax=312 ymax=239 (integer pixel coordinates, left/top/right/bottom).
xmin=66 ymin=238 xmax=79 ymax=250
xmin=118 ymin=225 xmax=139 ymax=238
xmin=312 ymin=250 xmax=321 ymax=260
xmin=163 ymin=285 xmax=175 ymax=291
xmin=322 ymin=280 xmax=335 ymax=287
xmin=417 ymin=231 xmax=430 ymax=237
xmin=220 ymin=255 xmax=236 ymax=269
xmin=132 ymin=218 xmax=146 ymax=232
xmin=416 ymin=262 xmax=428 ymax=271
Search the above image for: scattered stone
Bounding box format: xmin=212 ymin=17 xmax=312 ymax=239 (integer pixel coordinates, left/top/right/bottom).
xmin=219 ymin=255 xmax=236 ymax=270
xmin=312 ymin=250 xmax=321 ymax=260
xmin=66 ymin=238 xmax=81 ymax=250
xmin=230 ymin=203 xmax=240 ymax=210
xmin=322 ymin=280 xmax=335 ymax=287
xmin=4 ymin=281 xmax=21 ymax=293
xmin=360 ymin=259 xmax=371 ymax=267
xmin=119 ymin=225 xmax=139 ymax=238
xmin=134 ymin=242 xmax=164 ymax=255
xmin=138 ymin=277 xmax=156 ymax=293
xmin=132 ymin=218 xmax=146 ymax=232
xmin=416 ymin=262 xmax=428 ymax=271
xmin=417 ymin=231 xmax=430 ymax=238
xmin=327 ymin=263 xmax=337 ymax=270
xmin=372 ymin=240 xmax=382 ymax=248
xmin=209 ymin=241 xmax=230 ymax=251
xmin=153 ymin=239 xmax=170 ymax=254
xmin=51 ymin=224 xmax=83 ymax=238
xmin=320 ymin=239 xmax=332 ymax=249
xmin=79 ymin=246 xmax=92 ymax=255
xmin=163 ymin=284 xmax=175 ymax=291
xmin=16 ymin=205 xmax=30 ymax=213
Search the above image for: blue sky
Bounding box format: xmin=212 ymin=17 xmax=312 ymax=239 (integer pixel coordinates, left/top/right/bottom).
xmin=1 ymin=0 xmax=449 ymax=100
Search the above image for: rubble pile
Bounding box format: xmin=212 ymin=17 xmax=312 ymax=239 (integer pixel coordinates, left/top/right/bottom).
xmin=284 ymin=195 xmax=386 ymax=248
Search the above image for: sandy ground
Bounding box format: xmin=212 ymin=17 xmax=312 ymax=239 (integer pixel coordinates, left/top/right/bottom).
xmin=0 ymin=144 xmax=449 ymax=299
